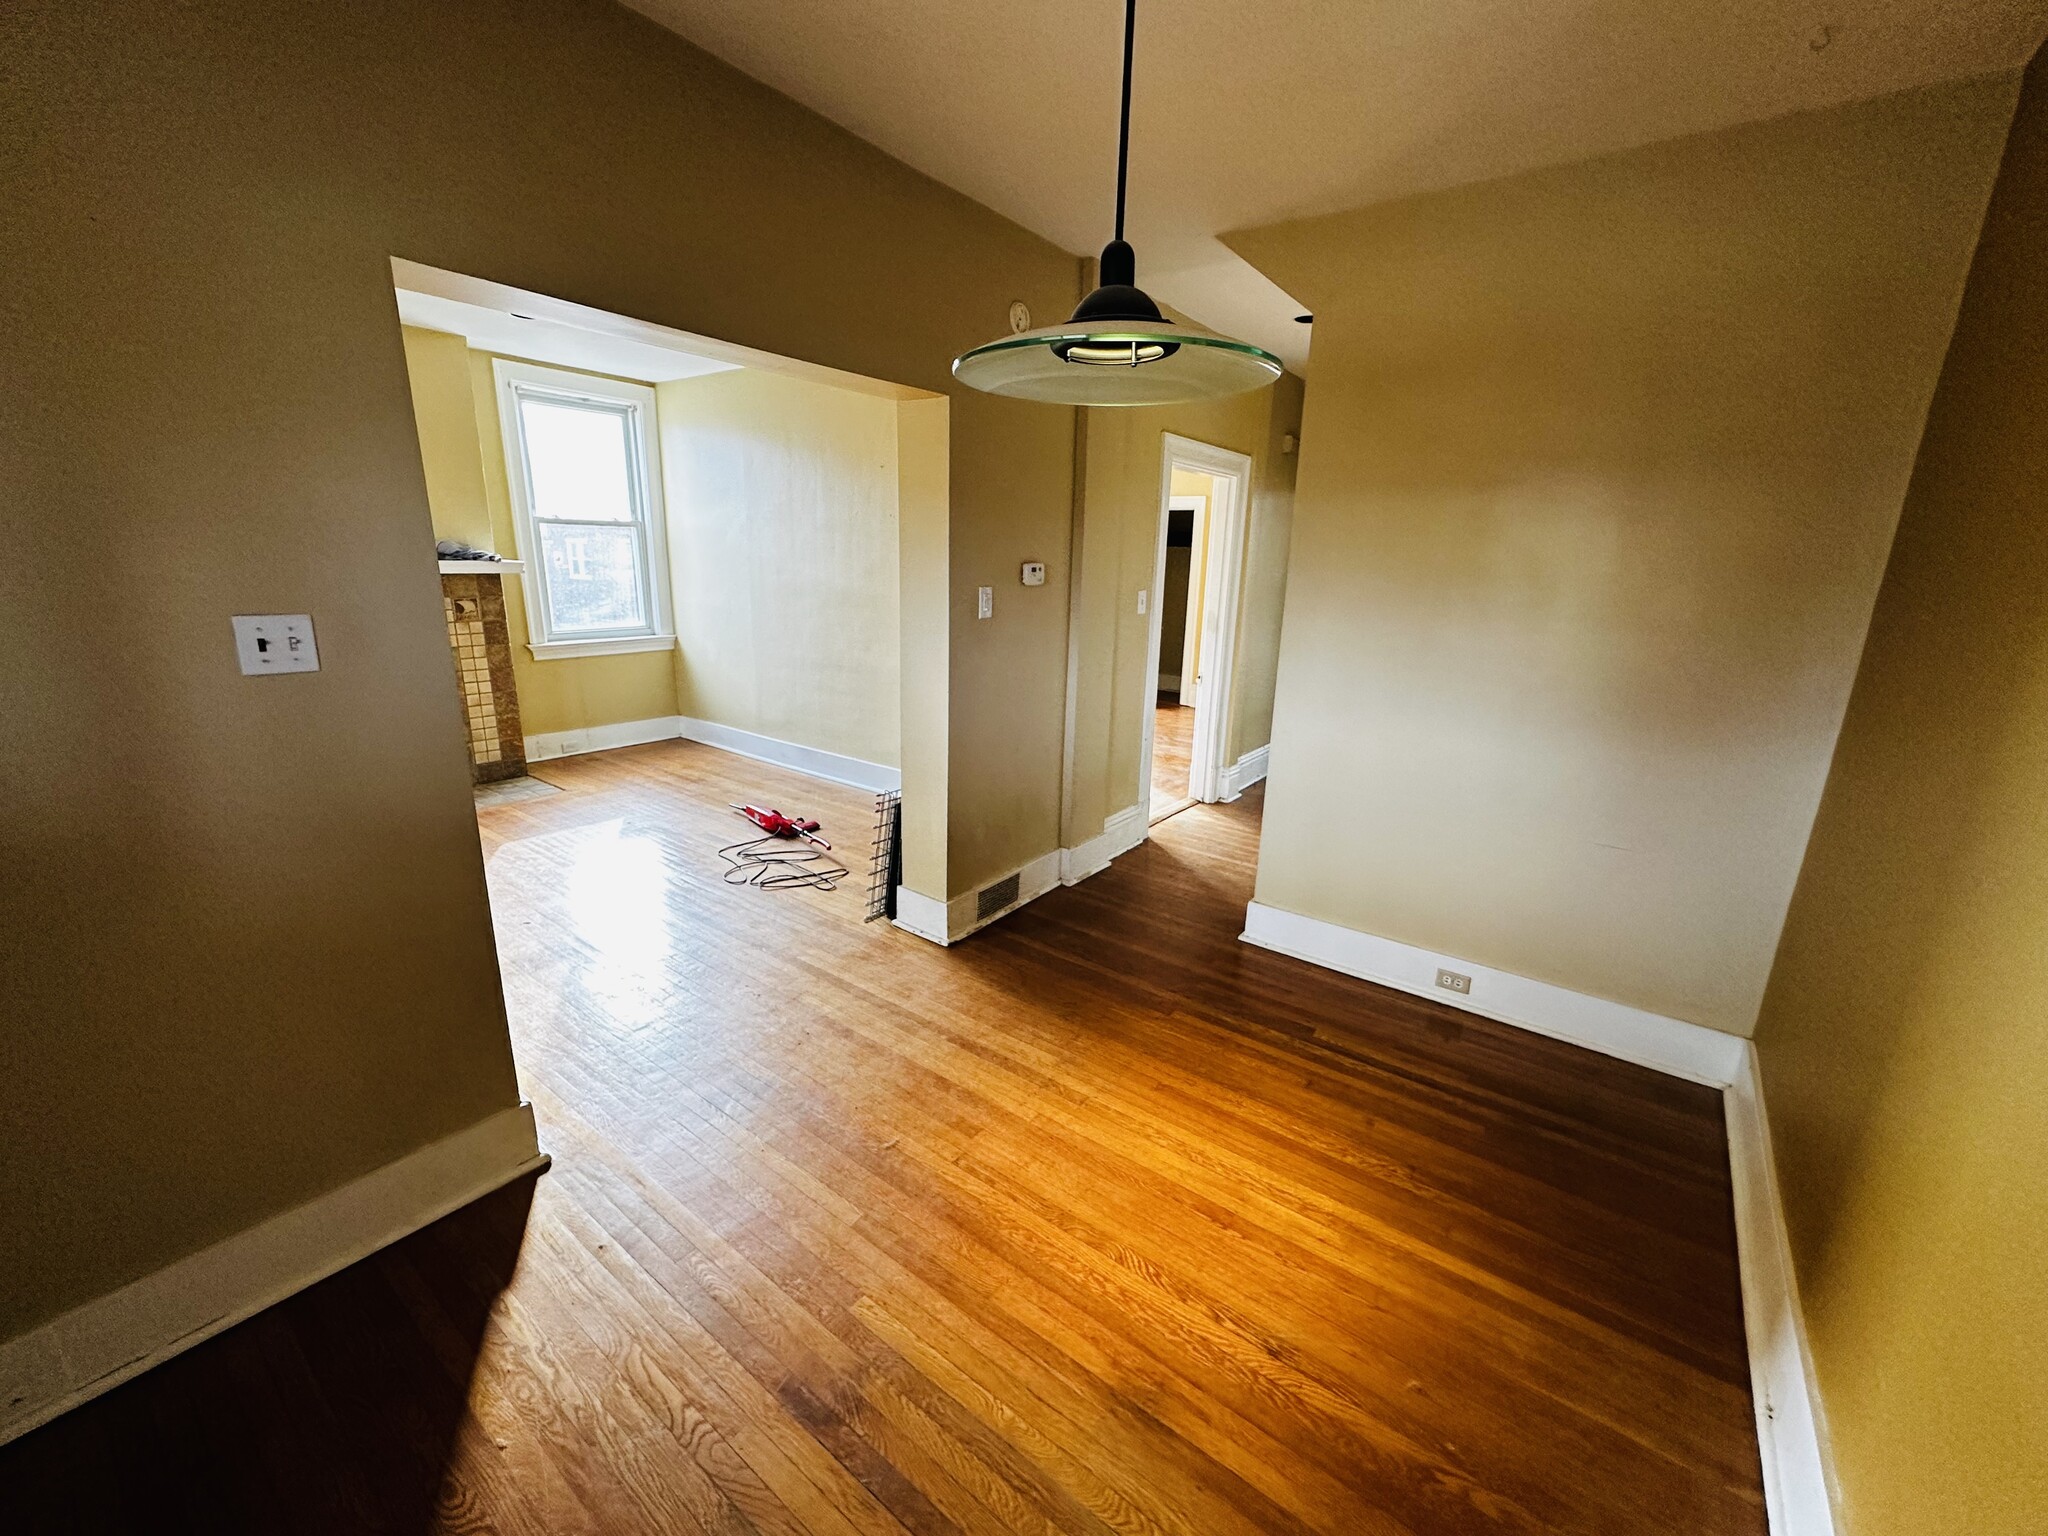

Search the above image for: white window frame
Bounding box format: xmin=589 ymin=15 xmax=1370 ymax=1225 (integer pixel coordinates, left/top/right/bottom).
xmin=493 ymin=358 xmax=674 ymax=660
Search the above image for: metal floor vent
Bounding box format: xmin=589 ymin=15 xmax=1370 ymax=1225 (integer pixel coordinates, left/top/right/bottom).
xmin=976 ymin=872 xmax=1022 ymax=923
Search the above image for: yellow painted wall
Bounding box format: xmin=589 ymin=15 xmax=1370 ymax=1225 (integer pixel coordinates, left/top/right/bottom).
xmin=1234 ymin=371 xmax=1306 ymax=763
xmin=398 ymin=326 xmax=492 ymax=550
xmin=658 ymin=369 xmax=901 ymax=769
xmin=895 ymin=398 xmax=952 ymax=898
xmin=1753 ymin=53 xmax=2048 ymax=1535
xmin=465 ymin=352 xmax=680 ymax=740
xmin=0 ymin=0 xmax=1076 ymax=1342
xmin=1228 ymin=76 xmax=2017 ymax=1036
xmin=1063 ymin=374 xmax=1304 ymax=844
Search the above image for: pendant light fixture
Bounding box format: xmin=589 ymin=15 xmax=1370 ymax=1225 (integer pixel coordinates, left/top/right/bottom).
xmin=952 ymin=0 xmax=1283 ymax=406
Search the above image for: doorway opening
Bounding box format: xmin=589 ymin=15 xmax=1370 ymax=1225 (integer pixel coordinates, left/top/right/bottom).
xmin=389 ymin=257 xmax=950 ymax=951
xmin=1142 ymin=434 xmax=1253 ymax=824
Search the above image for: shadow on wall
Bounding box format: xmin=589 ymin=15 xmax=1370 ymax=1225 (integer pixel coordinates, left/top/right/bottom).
xmin=0 ymin=1176 xmax=538 ymax=1530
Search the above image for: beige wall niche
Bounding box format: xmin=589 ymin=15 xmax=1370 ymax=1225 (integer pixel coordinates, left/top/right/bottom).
xmin=1752 ymin=51 xmax=2048 ymax=1536
xmin=1227 ymin=75 xmax=2019 ymax=1036
xmin=1062 ymin=371 xmax=1305 ymax=848
xmin=658 ymin=369 xmax=901 ymax=771
xmin=1 ymin=0 xmax=1075 ymax=1346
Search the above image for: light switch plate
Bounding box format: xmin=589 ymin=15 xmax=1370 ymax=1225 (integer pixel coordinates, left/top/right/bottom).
xmin=977 ymin=586 xmax=993 ymax=620
xmin=232 ymin=613 xmax=320 ymax=675
xmin=1020 ymin=561 xmax=1046 ymax=587
xmin=1137 ymin=589 xmax=1148 ymax=616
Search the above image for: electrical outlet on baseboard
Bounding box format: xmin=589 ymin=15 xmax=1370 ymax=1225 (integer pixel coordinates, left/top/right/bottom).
xmin=1435 ymin=968 xmax=1472 ymax=995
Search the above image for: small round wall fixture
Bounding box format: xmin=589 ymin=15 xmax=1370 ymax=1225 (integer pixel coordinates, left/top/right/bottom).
xmin=952 ymin=0 xmax=1282 ymax=406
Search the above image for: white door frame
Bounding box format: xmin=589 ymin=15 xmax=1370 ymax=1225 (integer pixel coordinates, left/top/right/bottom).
xmin=1140 ymin=433 xmax=1254 ymax=813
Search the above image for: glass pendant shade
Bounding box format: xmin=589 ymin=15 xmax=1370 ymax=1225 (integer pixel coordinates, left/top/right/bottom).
xmin=953 ymin=319 xmax=1281 ymax=406
xmin=949 ymin=1 xmax=1284 ymax=407
xmin=953 ymin=238 xmax=1282 ymax=406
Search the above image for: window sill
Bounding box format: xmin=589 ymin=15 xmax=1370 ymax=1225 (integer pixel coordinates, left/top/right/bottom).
xmin=527 ymin=634 xmax=676 ymax=662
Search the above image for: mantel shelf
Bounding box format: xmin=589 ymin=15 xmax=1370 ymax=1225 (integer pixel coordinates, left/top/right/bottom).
xmin=438 ymin=559 xmax=526 ymax=575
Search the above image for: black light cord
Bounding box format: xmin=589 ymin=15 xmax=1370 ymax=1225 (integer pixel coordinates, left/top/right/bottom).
xmin=1114 ymin=0 xmax=1136 ymax=242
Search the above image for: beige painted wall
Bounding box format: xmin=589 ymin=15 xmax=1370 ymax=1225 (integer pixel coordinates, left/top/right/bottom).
xmin=945 ymin=381 xmax=1079 ymax=895
xmin=1235 ymin=371 xmax=1305 ymax=763
xmin=1062 ymin=375 xmax=1305 ymax=844
xmin=1228 ymin=76 xmax=2018 ymax=1036
xmin=658 ymin=369 xmax=901 ymax=769
xmin=1753 ymin=53 xmax=2048 ymax=1535
xmin=0 ymin=0 xmax=1076 ymax=1341
xmin=895 ymin=397 xmax=951 ymax=898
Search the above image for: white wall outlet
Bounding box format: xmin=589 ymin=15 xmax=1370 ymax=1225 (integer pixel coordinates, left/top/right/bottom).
xmin=1020 ymin=561 xmax=1046 ymax=587
xmin=232 ymin=614 xmax=320 ymax=675
xmin=977 ymin=586 xmax=993 ymax=619
xmin=1435 ymin=968 xmax=1473 ymax=995
xmin=1137 ymin=589 xmax=1148 ymax=616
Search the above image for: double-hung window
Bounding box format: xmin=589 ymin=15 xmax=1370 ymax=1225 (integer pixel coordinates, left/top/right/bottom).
xmin=494 ymin=359 xmax=673 ymax=659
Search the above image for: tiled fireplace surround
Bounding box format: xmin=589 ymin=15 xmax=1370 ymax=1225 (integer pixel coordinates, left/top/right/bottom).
xmin=440 ymin=571 xmax=525 ymax=784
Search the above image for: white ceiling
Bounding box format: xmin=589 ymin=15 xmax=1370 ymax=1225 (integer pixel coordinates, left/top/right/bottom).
xmin=622 ymin=0 xmax=2048 ymax=370
xmin=394 ymin=289 xmax=741 ymax=382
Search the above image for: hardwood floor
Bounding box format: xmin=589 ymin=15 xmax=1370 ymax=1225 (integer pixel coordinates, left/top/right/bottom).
xmin=0 ymin=740 xmax=1766 ymax=1534
xmin=1151 ymin=703 xmax=1194 ymax=814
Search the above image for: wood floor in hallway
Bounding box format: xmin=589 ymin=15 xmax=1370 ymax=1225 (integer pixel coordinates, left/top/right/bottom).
xmin=0 ymin=739 xmax=1766 ymax=1535
xmin=1150 ymin=702 xmax=1194 ymax=814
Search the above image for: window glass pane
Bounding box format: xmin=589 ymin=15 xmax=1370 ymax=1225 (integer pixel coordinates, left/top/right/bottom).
xmin=519 ymin=395 xmax=635 ymax=523
xmin=538 ymin=523 xmax=646 ymax=634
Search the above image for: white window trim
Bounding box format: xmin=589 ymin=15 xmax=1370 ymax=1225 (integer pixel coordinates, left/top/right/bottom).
xmin=492 ymin=358 xmax=674 ymax=659
xmin=526 ymin=634 xmax=677 ymax=662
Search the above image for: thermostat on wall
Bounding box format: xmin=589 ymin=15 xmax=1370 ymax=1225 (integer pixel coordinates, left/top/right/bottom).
xmin=1020 ymin=561 xmax=1046 ymax=587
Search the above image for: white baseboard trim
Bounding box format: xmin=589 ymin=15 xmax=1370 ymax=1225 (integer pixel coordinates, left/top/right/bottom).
xmin=892 ymin=801 xmax=1152 ymax=950
xmin=1059 ymin=803 xmax=1148 ymax=886
xmin=1238 ymin=902 xmax=1746 ymax=1087
xmin=1726 ymin=1045 xmax=1840 ymax=1535
xmin=1219 ymin=744 xmax=1270 ymax=802
xmin=946 ymin=848 xmax=1062 ymax=941
xmin=891 ymin=886 xmax=951 ymax=945
xmin=0 ymin=1104 xmax=546 ymax=1447
xmin=525 ymin=714 xmax=683 ymax=762
xmin=674 ymin=716 xmax=901 ymax=794
xmin=524 ymin=713 xmax=901 ymax=794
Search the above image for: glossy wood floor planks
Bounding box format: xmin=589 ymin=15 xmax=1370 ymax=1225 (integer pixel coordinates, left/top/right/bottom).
xmin=1150 ymin=704 xmax=1195 ymax=813
xmin=0 ymin=739 xmax=1766 ymax=1533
